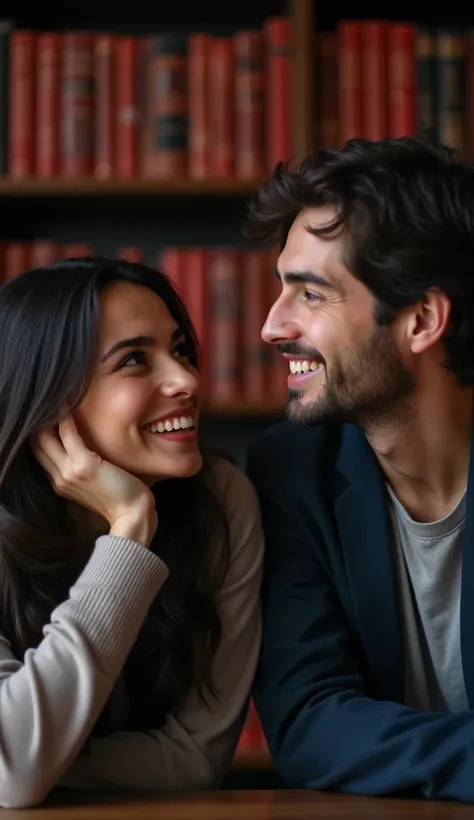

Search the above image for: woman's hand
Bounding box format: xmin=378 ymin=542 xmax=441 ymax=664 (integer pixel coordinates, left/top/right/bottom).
xmin=33 ymin=417 xmax=157 ymax=547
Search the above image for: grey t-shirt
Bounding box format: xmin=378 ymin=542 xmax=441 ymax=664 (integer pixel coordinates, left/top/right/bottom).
xmin=387 ymin=484 xmax=468 ymax=713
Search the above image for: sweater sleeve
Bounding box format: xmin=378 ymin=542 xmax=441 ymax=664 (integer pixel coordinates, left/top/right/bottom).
xmin=56 ymin=460 xmax=264 ymax=794
xmin=0 ymin=535 xmax=168 ymax=808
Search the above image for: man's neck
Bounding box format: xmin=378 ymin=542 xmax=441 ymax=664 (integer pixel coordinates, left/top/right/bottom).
xmin=365 ymin=381 xmax=473 ymax=523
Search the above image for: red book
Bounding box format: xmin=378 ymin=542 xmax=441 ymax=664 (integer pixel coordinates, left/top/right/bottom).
xmin=181 ymin=248 xmax=209 ymax=389
xmin=208 ymin=38 xmax=234 ymax=178
xmin=30 ymin=240 xmax=60 ymax=267
xmin=361 ymin=21 xmax=388 ymax=141
xmin=159 ymin=247 xmax=184 ymax=295
xmin=242 ymin=249 xmax=269 ymax=401
xmin=115 ymin=37 xmax=140 ymax=179
xmin=234 ymin=31 xmax=265 ymax=178
xmin=36 ymin=33 xmax=60 ymax=177
xmin=318 ymin=32 xmax=338 ymax=149
xmin=188 ymin=33 xmax=210 ymax=179
xmin=60 ymin=32 xmax=94 ymax=177
xmin=63 ymin=243 xmax=93 ymax=258
xmin=337 ymin=21 xmax=363 ymax=144
xmin=236 ymin=700 xmax=267 ymax=754
xmin=208 ymin=249 xmax=242 ymax=401
xmin=118 ymin=247 xmax=144 ymax=263
xmin=388 ymin=23 xmax=416 ymax=137
xmin=9 ymin=30 xmax=36 ymax=177
xmin=5 ymin=242 xmax=30 ymax=280
xmin=264 ymin=17 xmax=292 ymax=170
xmin=94 ymin=34 xmax=115 ymax=179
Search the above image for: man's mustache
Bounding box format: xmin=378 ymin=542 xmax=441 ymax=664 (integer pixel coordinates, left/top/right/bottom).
xmin=277 ymin=343 xmax=326 ymax=365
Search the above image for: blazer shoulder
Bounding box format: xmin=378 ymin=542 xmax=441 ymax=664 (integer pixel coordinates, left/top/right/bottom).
xmin=247 ymin=419 xmax=343 ymax=484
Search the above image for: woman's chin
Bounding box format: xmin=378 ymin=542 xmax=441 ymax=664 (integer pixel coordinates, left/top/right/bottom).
xmin=137 ymin=451 xmax=204 ymax=485
xmin=171 ymin=451 xmax=204 ymax=479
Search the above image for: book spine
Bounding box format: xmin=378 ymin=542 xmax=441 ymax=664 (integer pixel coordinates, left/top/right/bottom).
xmin=60 ymin=32 xmax=94 ymax=177
xmin=234 ymin=30 xmax=265 ymax=178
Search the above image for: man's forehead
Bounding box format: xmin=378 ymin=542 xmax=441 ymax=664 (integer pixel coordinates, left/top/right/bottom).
xmin=280 ymin=227 xmax=345 ymax=281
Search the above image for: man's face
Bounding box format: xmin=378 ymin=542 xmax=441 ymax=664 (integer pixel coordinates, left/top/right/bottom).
xmin=261 ymin=207 xmax=414 ymax=428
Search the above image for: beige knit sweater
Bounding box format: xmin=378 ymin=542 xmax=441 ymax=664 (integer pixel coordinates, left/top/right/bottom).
xmin=0 ymin=458 xmax=264 ymax=808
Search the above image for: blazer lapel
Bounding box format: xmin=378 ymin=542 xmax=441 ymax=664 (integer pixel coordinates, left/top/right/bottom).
xmin=460 ymin=435 xmax=474 ymax=706
xmin=333 ymin=425 xmax=404 ymax=702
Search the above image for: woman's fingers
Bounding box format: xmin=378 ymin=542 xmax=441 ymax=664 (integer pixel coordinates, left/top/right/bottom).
xmin=32 ymin=441 xmax=62 ymax=485
xmin=57 ymin=416 xmax=90 ymax=460
xmin=33 ymin=418 xmax=100 ymax=495
xmin=35 ymin=427 xmax=68 ymax=472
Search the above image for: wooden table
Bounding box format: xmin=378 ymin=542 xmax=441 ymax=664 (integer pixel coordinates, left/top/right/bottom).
xmin=3 ymin=790 xmax=474 ymax=820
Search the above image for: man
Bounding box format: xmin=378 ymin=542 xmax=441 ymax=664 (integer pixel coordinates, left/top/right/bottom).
xmin=245 ymin=137 xmax=474 ymax=802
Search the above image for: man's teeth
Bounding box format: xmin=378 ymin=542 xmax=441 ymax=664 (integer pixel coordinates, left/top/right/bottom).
xmin=146 ymin=415 xmax=194 ymax=434
xmin=289 ymin=360 xmax=322 ymax=375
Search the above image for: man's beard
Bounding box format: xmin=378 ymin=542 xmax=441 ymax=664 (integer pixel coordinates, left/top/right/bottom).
xmin=282 ymin=324 xmax=414 ymax=431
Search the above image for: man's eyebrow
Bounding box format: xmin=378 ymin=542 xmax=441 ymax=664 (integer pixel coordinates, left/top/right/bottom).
xmin=276 ymin=269 xmax=336 ymax=289
xmin=100 ymin=326 xmax=184 ymax=363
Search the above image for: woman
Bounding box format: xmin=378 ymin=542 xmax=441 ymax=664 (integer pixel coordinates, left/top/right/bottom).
xmin=0 ymin=257 xmax=264 ymax=808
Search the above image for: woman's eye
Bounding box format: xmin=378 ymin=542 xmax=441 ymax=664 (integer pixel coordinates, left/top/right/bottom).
xmin=172 ymin=341 xmax=190 ymax=359
xmin=117 ymin=349 xmax=147 ymax=369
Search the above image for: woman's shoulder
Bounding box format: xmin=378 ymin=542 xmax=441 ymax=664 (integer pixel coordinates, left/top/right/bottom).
xmin=204 ymin=451 xmax=259 ymax=515
xmin=204 ymin=451 xmax=264 ymax=585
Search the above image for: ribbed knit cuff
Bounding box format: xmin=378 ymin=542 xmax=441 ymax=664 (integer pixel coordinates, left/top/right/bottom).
xmin=54 ymin=536 xmax=168 ymax=678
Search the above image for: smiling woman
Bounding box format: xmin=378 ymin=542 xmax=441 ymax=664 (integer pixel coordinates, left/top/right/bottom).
xmin=72 ymin=278 xmax=203 ymax=483
xmin=0 ymin=257 xmax=264 ymax=808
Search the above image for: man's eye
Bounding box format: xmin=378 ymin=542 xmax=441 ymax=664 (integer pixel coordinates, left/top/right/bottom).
xmin=303 ymin=290 xmax=321 ymax=302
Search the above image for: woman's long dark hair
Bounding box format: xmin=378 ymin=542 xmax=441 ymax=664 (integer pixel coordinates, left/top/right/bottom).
xmin=0 ymin=257 xmax=229 ymax=727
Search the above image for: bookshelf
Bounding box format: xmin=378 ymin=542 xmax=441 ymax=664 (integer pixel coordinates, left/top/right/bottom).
xmin=0 ymin=178 xmax=264 ymax=197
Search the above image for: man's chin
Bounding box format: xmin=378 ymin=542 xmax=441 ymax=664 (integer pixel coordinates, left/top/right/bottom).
xmin=286 ymin=393 xmax=326 ymax=427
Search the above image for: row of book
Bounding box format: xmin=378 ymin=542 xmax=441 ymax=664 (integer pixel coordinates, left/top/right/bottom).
xmin=5 ymin=16 xmax=473 ymax=184
xmin=318 ymin=21 xmax=473 ymax=153
xmin=1 ymin=16 xmax=291 ymax=180
xmin=0 ymin=239 xmax=287 ymax=403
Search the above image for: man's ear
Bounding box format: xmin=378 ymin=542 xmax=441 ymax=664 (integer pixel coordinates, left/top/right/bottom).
xmin=406 ymin=289 xmax=451 ymax=355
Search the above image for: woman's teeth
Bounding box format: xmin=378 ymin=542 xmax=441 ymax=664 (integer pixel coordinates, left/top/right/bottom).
xmin=145 ymin=415 xmax=194 ymax=434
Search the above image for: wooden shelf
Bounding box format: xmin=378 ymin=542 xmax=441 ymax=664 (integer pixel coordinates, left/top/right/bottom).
xmin=204 ymin=400 xmax=285 ymax=418
xmin=0 ymin=177 xmax=263 ymax=198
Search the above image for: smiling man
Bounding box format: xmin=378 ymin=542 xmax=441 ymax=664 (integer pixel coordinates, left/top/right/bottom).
xmin=245 ymin=137 xmax=474 ymax=802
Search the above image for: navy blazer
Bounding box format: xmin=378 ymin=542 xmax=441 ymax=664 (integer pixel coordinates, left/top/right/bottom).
xmin=247 ymin=419 xmax=474 ymax=802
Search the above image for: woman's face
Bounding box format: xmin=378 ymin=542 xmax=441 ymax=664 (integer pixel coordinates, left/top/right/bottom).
xmin=73 ymin=281 xmax=203 ymax=484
